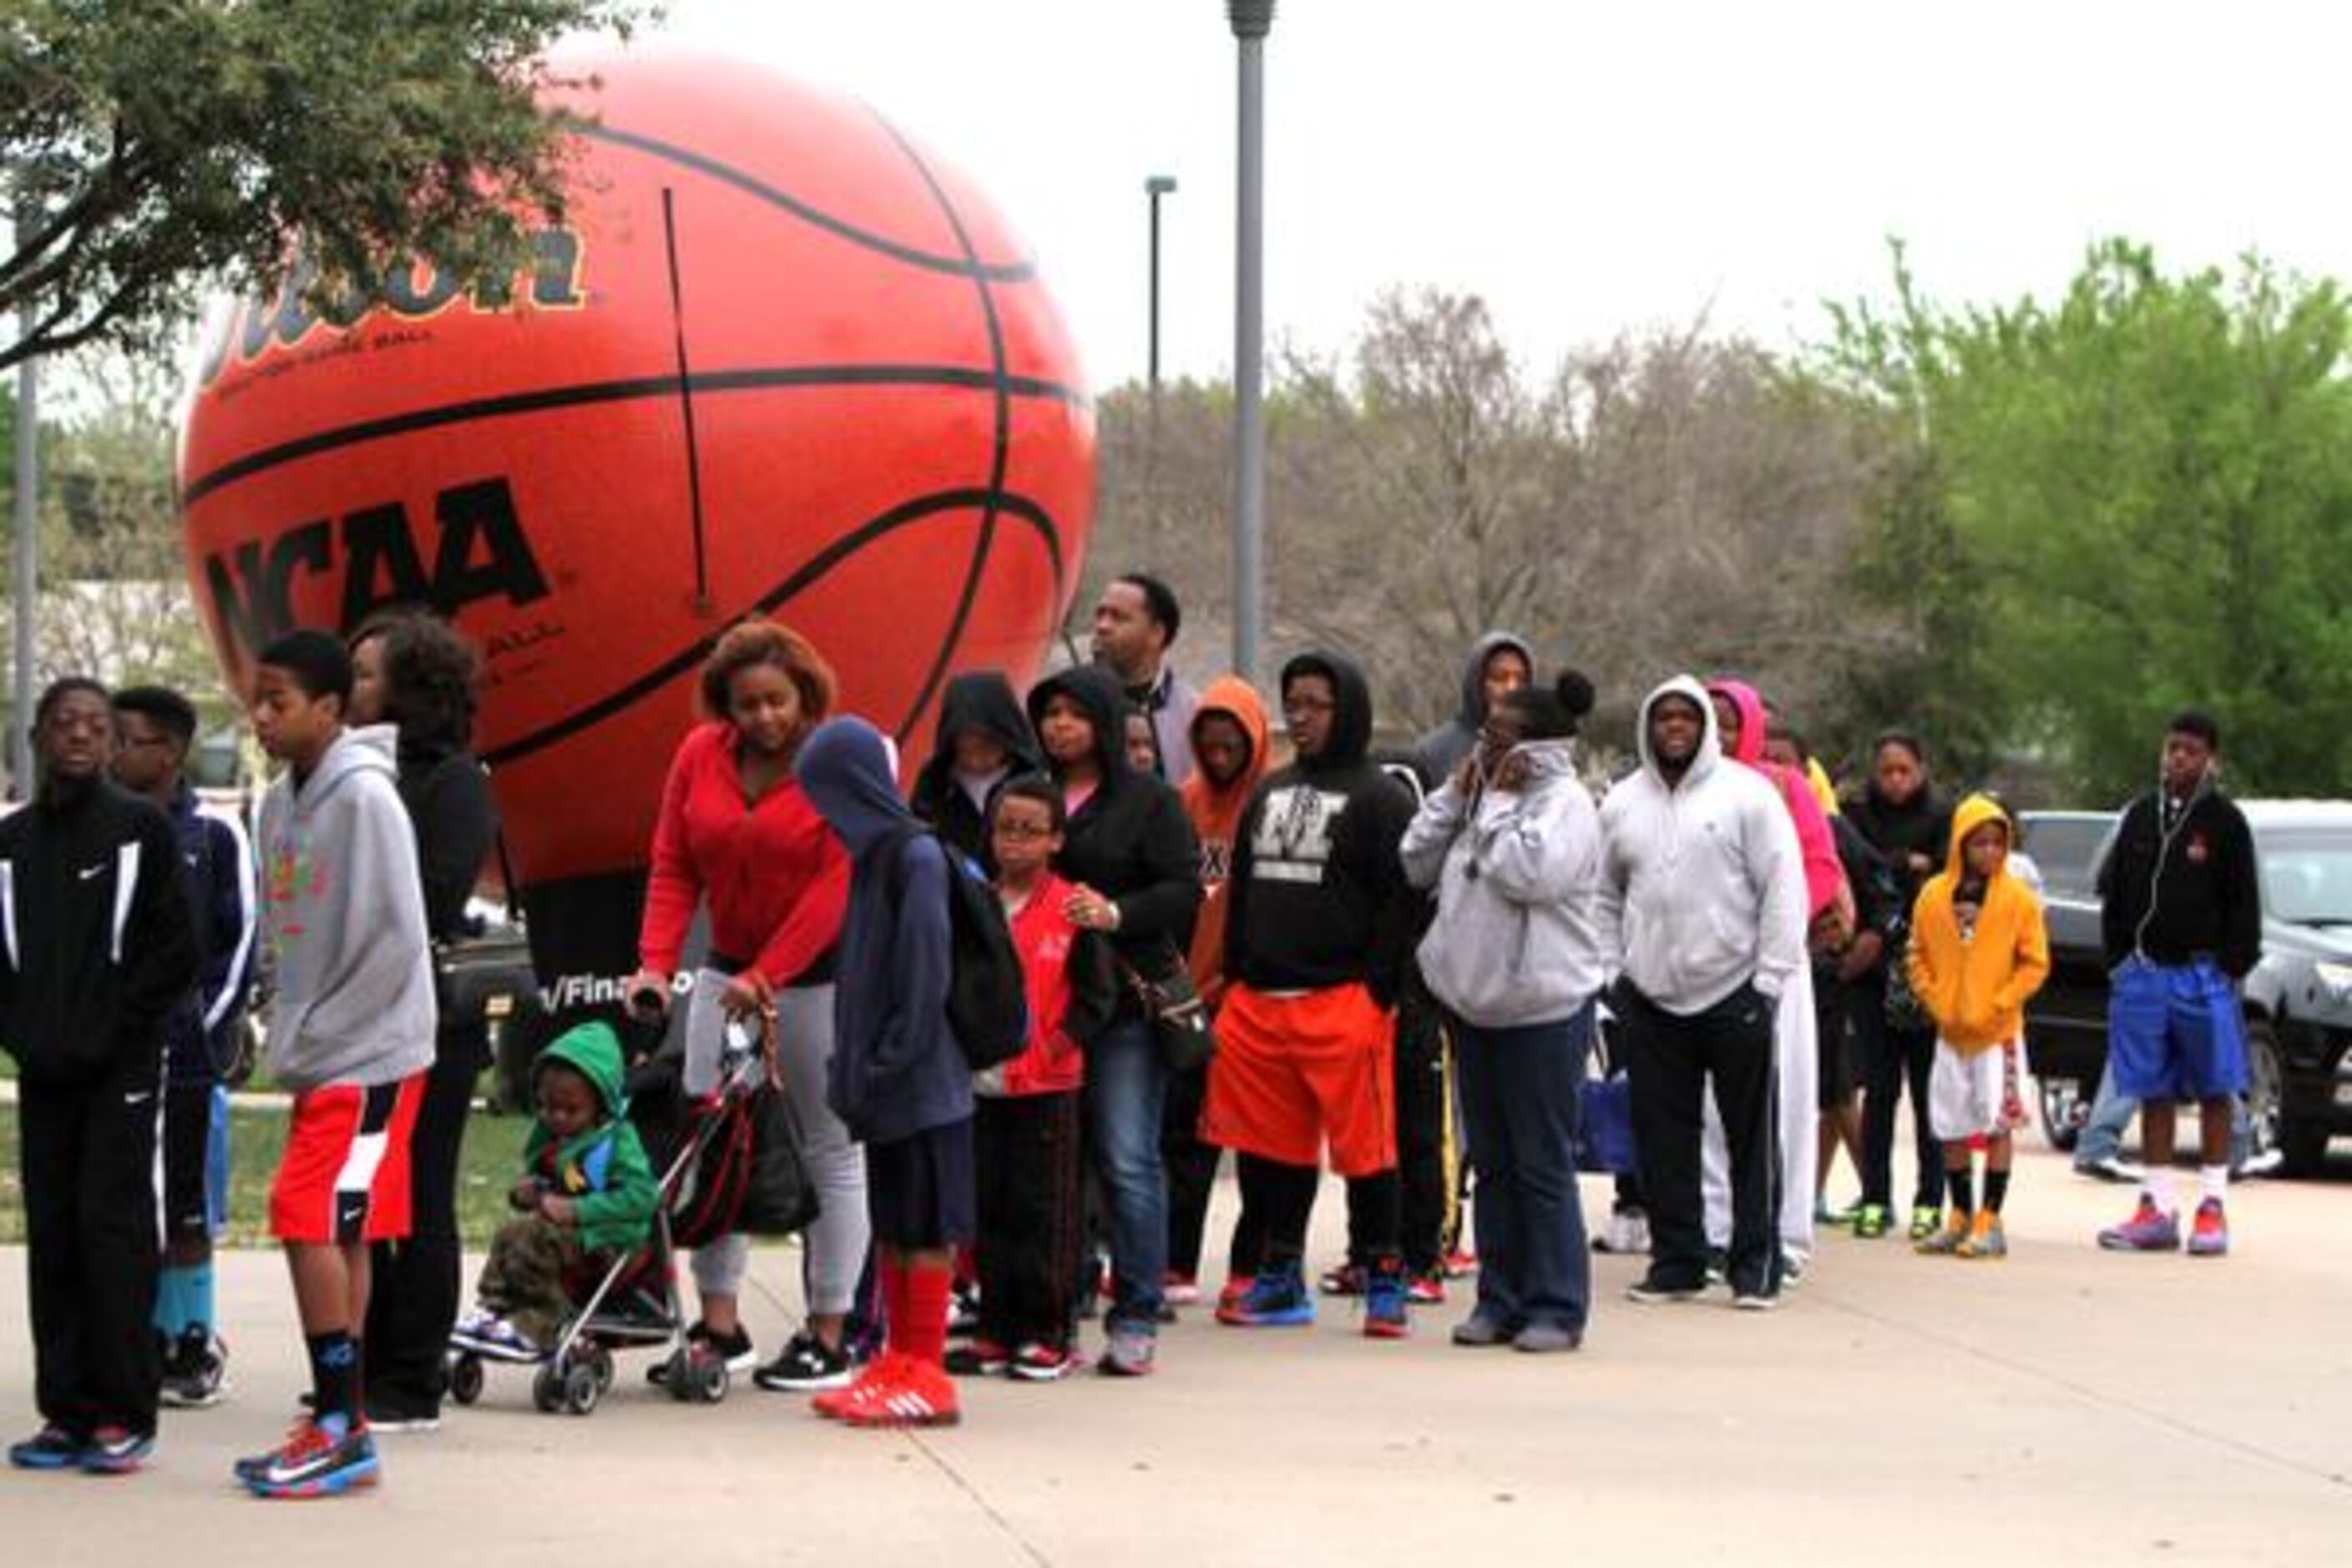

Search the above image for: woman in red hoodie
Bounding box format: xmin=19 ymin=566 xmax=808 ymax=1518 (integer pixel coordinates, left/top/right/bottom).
xmin=625 ymin=620 xmax=864 ymax=1393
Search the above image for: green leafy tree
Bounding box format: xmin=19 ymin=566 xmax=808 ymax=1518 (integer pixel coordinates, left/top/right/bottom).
xmin=1 ymin=0 xmax=646 ymax=372
xmin=1824 ymin=240 xmax=2352 ymax=797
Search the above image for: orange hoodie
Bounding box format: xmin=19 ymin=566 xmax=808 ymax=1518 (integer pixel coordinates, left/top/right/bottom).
xmin=1178 ymin=675 xmax=1272 ymax=1004
xmin=1904 ymin=793 xmax=2051 ymax=1053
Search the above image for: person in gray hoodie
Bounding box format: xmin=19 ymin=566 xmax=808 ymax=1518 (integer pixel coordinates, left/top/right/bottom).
xmin=1402 ymin=670 xmax=1604 ymax=1353
xmin=237 ymin=630 xmax=436 ymax=1500
xmin=1596 ymin=675 xmax=1806 ymax=1311
xmin=1410 ymin=631 xmax=1535 ymax=791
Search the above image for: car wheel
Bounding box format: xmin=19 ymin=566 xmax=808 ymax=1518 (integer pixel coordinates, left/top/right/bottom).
xmin=2037 ymin=1077 xmax=2084 ymax=1154
xmin=2277 ymin=1115 xmax=2329 ymax=1176
xmin=2243 ymin=1019 xmax=2284 ymax=1163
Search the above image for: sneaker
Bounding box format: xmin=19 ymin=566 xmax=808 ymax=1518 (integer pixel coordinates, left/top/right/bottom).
xmin=842 ymin=1358 xmax=960 ymax=1428
xmin=649 ymin=1320 xmax=756 ymax=1385
xmin=1450 ymin=1312 xmax=1516 ymax=1348
xmin=1098 ymin=1324 xmax=1157 ymax=1377
xmin=361 ymin=1396 xmax=441 ymax=1434
xmin=240 ymin=1417 xmax=380 ymax=1498
xmin=2234 ymin=1147 xmax=2284 ymax=1180
xmin=1406 ymin=1271 xmax=1446 ymax=1306
xmin=1441 ymin=1247 xmax=1479 ymax=1277
xmin=1593 ymin=1211 xmax=1651 ymax=1256
xmin=1851 ymin=1203 xmax=1889 ymax=1240
xmin=814 ymin=1354 xmax=906 ymax=1421
xmin=8 ymin=1424 xmax=86 ymax=1471
xmin=1218 ymin=1262 xmax=1316 ymax=1328
xmin=943 ymin=1338 xmax=1011 ymax=1378
xmin=160 ymin=1327 xmax=229 ymax=1409
xmin=449 ymin=1313 xmax=540 ymax=1363
xmin=1780 ymin=1252 xmax=1808 ymax=1290
xmin=1914 ymin=1210 xmax=1969 ymax=1256
xmin=1731 ymin=1288 xmax=1780 ymax=1313
xmin=1625 ymin=1272 xmax=1703 ymax=1305
xmin=1318 ymin=1262 xmax=1366 ymax=1297
xmin=1704 ymin=1247 xmax=1729 ymax=1286
xmin=2073 ymin=1154 xmax=2145 ymax=1184
xmin=1363 ymin=1265 xmax=1411 ymax=1340
xmin=2187 ymin=1197 xmax=2230 ymax=1257
xmin=1907 ymin=1205 xmax=1941 ymax=1242
xmin=1162 ymin=1272 xmax=1203 ymax=1308
xmin=755 ymin=1331 xmax=856 ymax=1393
xmin=78 ymin=1426 xmax=154 ymax=1475
xmin=947 ymin=1285 xmax=983 ymax=1338
xmin=1956 ymin=1211 xmax=2007 ymax=1260
xmin=1216 ymin=1274 xmax=1256 ymax=1312
xmin=1009 ymin=1342 xmax=1085 ymax=1382
xmin=2097 ymin=1196 xmax=2182 ymax=1252
xmin=1512 ymin=1322 xmax=1581 ymax=1353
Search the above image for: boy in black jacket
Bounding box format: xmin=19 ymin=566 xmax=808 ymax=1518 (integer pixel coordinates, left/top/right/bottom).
xmin=3 ymin=679 xmax=200 ymax=1474
xmin=2095 ymin=711 xmax=2260 ymax=1257
xmin=1205 ymin=650 xmax=1419 ymax=1338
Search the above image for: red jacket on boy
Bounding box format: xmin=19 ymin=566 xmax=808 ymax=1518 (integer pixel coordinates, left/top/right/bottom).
xmin=991 ymin=871 xmax=1117 ymax=1096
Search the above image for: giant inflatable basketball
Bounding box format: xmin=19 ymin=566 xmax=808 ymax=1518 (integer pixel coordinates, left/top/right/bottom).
xmin=180 ymin=49 xmax=1094 ymax=1004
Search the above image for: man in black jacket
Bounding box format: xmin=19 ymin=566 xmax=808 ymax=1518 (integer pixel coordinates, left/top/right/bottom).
xmin=1205 ymin=651 xmax=1419 ymax=1338
xmin=2094 ymin=711 xmax=2260 ymax=1258
xmin=3 ymin=679 xmax=200 ymax=1474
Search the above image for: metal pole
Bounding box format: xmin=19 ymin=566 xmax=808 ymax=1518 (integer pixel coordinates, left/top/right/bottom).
xmin=11 ymin=205 xmax=36 ymax=800
xmin=1146 ymin=180 xmax=1168 ymax=394
xmin=1228 ymin=1 xmax=1272 ymax=685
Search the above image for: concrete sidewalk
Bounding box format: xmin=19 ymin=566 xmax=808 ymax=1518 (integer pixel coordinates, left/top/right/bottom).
xmin=2 ymin=1143 xmax=2347 ymax=1565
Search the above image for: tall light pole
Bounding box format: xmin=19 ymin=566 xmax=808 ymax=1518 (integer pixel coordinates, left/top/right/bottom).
xmin=11 ymin=204 xmax=36 ymax=799
xmin=1227 ymin=0 xmax=1272 ymax=685
xmin=1146 ymin=175 xmax=1176 ymax=396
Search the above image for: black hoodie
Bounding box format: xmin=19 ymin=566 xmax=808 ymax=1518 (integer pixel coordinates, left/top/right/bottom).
xmin=1227 ymin=651 xmax=1417 ymax=1004
xmin=1024 ymin=665 xmax=1203 ymax=1006
xmin=910 ymin=670 xmax=1045 ymax=866
xmin=2098 ymin=779 xmax=2261 ymax=979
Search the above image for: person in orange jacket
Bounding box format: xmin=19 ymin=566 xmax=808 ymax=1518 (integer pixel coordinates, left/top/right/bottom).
xmin=1904 ymin=794 xmax=2051 ymax=1260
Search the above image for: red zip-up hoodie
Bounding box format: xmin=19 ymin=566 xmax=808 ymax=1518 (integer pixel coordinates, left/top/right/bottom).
xmin=992 ymin=871 xmax=1115 ymax=1096
xmin=639 ymin=722 xmax=847 ymax=988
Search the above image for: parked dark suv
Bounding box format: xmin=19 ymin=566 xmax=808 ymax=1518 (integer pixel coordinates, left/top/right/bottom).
xmin=2022 ymin=802 xmax=2352 ymax=1174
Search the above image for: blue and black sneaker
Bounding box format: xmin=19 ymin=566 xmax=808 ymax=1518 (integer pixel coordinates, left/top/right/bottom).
xmin=78 ymin=1426 xmax=154 ymax=1475
xmin=1363 ymin=1262 xmax=1411 ymax=1340
xmin=8 ymin=1424 xmax=86 ymax=1471
xmin=1215 ymin=1259 xmax=1315 ymax=1328
xmin=239 ymin=1415 xmax=379 ymax=1499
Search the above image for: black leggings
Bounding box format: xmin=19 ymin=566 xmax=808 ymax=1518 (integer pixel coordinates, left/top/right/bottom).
xmin=1857 ymin=1008 xmax=1939 ymax=1212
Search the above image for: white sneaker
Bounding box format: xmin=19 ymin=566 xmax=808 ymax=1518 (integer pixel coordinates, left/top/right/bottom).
xmin=1597 ymin=1211 xmax=1650 ymax=1256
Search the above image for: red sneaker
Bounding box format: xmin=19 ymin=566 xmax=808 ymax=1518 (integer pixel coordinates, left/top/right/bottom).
xmin=843 ymin=1358 xmax=961 ymax=1428
xmin=1406 ymin=1272 xmax=1446 ymax=1306
xmin=813 ymin=1353 xmax=903 ymax=1421
xmin=1216 ymin=1274 xmax=1256 ymax=1312
xmin=1441 ymin=1248 xmax=1479 ymax=1279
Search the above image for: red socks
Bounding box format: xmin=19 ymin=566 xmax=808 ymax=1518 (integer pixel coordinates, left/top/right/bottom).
xmin=885 ymin=1260 xmax=951 ymax=1370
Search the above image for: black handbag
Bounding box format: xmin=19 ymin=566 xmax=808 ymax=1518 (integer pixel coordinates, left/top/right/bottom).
xmin=431 ymin=821 xmax=538 ymax=1030
xmin=1118 ymin=950 xmax=1217 ymax=1073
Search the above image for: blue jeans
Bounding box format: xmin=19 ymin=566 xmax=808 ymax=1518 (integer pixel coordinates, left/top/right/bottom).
xmin=1453 ymin=1006 xmax=1594 ymax=1334
xmin=1085 ymin=1019 xmax=1169 ymax=1333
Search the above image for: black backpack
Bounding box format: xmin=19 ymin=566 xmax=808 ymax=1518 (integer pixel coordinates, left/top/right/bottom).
xmin=883 ymin=824 xmax=1030 ymax=1070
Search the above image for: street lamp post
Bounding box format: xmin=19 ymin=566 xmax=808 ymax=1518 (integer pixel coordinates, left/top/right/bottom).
xmin=1227 ymin=0 xmax=1273 ymax=685
xmin=1146 ymin=175 xmax=1176 ymax=396
xmin=11 ymin=204 xmax=37 ymax=799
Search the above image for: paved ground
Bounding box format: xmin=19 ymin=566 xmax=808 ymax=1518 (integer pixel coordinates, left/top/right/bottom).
xmin=3 ymin=1139 xmax=2348 ymax=1565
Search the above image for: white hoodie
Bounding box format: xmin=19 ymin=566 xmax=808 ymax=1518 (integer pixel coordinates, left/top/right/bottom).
xmin=1596 ymin=676 xmax=1807 ymax=1015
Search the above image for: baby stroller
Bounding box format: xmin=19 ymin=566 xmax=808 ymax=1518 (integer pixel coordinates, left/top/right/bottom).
xmin=447 ymin=1020 xmax=777 ymax=1416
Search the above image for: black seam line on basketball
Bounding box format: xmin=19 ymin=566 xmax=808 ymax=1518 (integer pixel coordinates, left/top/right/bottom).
xmin=576 ymin=122 xmax=1036 ymax=285
xmin=658 ymin=187 xmax=711 ymax=602
xmin=478 ymin=488 xmax=1065 ymax=770
xmin=178 ymin=366 xmax=1084 ymax=507
xmin=872 ymin=111 xmax=1014 ymax=749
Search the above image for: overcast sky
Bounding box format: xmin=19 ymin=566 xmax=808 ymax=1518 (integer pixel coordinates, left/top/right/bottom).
xmin=648 ymin=1 xmax=2349 ymax=394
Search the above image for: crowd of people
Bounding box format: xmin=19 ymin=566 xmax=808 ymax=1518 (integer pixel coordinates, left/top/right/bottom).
xmin=0 ymin=572 xmax=2266 ymax=1494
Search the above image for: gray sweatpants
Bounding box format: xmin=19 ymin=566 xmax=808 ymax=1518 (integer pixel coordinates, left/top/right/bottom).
xmin=682 ymin=972 xmax=869 ymax=1316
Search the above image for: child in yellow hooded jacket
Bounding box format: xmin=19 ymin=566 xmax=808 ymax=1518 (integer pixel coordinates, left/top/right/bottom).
xmin=1904 ymin=794 xmax=2050 ymax=1259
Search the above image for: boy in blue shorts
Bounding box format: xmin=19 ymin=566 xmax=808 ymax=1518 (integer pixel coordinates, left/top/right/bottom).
xmin=2094 ymin=712 xmax=2259 ymax=1257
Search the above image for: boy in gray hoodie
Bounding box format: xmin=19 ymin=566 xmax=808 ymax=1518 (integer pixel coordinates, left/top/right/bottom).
xmin=236 ymin=630 xmax=437 ymax=1499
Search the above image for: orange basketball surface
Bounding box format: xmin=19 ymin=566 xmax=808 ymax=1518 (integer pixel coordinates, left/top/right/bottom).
xmin=180 ymin=49 xmax=1095 ymax=887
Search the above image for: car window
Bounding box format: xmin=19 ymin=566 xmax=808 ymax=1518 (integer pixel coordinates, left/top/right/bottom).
xmin=2257 ymin=832 xmax=2352 ymax=927
xmin=2021 ymin=816 xmax=2116 ymax=899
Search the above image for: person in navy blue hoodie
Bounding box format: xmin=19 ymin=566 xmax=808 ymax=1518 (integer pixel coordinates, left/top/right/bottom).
xmin=110 ymin=686 xmax=257 ymax=1410
xmin=797 ymin=716 xmax=974 ymax=1429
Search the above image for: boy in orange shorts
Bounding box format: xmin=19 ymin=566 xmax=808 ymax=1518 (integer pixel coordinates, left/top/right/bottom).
xmin=1205 ymin=651 xmax=1419 ymax=1337
xmin=237 ymin=631 xmax=436 ymax=1497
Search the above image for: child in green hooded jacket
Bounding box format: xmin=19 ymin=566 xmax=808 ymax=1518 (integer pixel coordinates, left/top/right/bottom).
xmin=453 ymin=1022 xmax=657 ymax=1356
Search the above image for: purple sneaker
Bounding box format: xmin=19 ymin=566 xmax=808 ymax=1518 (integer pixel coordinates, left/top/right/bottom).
xmin=2186 ymin=1198 xmax=2230 ymax=1257
xmin=2097 ymin=1197 xmax=2180 ymax=1252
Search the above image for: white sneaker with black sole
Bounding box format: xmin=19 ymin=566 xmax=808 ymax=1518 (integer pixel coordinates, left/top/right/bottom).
xmin=753 ymin=1331 xmax=854 ymax=1392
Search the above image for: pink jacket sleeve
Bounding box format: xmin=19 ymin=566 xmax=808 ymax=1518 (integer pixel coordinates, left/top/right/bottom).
xmin=1773 ymin=764 xmax=1847 ymax=920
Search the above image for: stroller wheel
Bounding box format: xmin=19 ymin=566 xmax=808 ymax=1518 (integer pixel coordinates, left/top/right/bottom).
xmin=692 ymin=1354 xmax=729 ymax=1404
xmin=447 ymin=1353 xmax=485 ymax=1407
xmin=661 ymin=1349 xmax=695 ymax=1402
xmin=589 ymin=1346 xmax=616 ymax=1396
xmin=532 ymin=1363 xmax=565 ymax=1414
xmin=562 ymin=1362 xmax=601 ymax=1417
